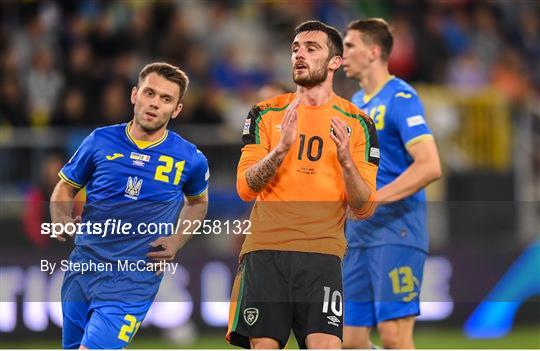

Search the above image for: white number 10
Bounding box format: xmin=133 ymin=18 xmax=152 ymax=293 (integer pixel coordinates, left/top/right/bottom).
xmin=322 ymin=286 xmax=343 ymax=316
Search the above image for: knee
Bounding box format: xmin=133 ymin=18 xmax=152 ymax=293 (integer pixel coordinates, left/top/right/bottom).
xmin=306 ymin=333 xmax=342 ymax=349
xmin=378 ymin=319 xmax=415 ymax=349
xmin=343 ymin=326 xmax=371 ymax=349
xmin=378 ymin=325 xmax=401 ymax=349
xmin=250 ymin=337 xmax=280 ymax=349
xmin=342 ymin=333 xmax=370 ymax=349
xmin=342 ymin=339 xmax=370 ymax=349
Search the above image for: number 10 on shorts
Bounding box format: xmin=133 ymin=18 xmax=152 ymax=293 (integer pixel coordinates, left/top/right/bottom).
xmin=322 ymin=286 xmax=343 ymax=316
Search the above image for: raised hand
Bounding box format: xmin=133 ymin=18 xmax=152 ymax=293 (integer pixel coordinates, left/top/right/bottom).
xmin=277 ymin=98 xmax=299 ymax=153
xmin=329 ymin=117 xmax=353 ymax=167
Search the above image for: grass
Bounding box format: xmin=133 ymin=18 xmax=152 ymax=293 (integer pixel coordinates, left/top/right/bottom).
xmin=1 ymin=326 xmax=538 ymax=349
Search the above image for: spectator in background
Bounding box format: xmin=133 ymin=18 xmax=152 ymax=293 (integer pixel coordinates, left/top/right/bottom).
xmin=514 ymin=11 xmax=540 ymax=88
xmin=188 ymin=90 xmax=225 ymax=125
xmin=415 ymin=8 xmax=448 ymax=83
xmin=26 ymin=48 xmax=64 ymax=126
xmin=387 ymin=15 xmax=417 ymax=80
xmin=100 ymin=79 xmax=130 ymax=124
xmin=440 ymin=8 xmax=471 ymax=57
xmin=22 ymin=152 xmax=65 ymax=249
xmin=52 ymin=88 xmax=89 ymax=127
xmin=88 ymin=11 xmax=120 ymax=76
xmin=0 ymin=76 xmax=26 ymax=126
xmin=446 ymin=50 xmax=487 ymax=90
xmin=471 ymin=5 xmax=502 ymax=71
xmin=490 ymin=47 xmax=530 ymax=104
xmin=11 ymin=14 xmax=56 ymax=77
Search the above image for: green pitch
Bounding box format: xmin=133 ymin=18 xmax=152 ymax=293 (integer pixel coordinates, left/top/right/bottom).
xmin=1 ymin=326 xmax=538 ymax=349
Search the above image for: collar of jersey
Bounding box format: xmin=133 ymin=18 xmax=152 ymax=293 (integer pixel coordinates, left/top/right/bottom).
xmin=296 ymin=92 xmax=337 ymax=110
xmin=125 ymin=121 xmax=168 ymax=149
xmin=363 ymin=75 xmax=395 ymax=104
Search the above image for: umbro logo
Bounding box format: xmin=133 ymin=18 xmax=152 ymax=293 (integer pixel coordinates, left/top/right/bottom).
xmin=106 ymin=153 xmax=124 ymax=160
xmin=327 ymin=315 xmax=340 ymax=327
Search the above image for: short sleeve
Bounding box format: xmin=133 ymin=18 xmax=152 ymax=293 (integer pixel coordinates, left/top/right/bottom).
xmin=353 ymin=115 xmax=379 ymax=191
xmin=183 ymin=149 xmax=209 ymax=199
xmin=351 ymin=115 xmax=379 ymax=218
xmin=390 ymin=93 xmax=433 ymax=148
xmin=237 ymin=104 xmax=272 ymax=201
xmin=59 ymin=132 xmax=96 ymax=189
xmin=242 ymin=105 xmax=271 ymax=150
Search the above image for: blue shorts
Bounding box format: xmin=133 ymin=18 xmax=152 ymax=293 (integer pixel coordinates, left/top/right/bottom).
xmin=61 ymin=269 xmax=160 ymax=349
xmin=343 ymin=245 xmax=426 ymax=327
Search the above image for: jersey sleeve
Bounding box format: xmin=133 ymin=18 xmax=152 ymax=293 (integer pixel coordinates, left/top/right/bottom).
xmin=237 ymin=105 xmax=271 ymax=202
xmin=59 ymin=132 xmax=97 ymax=189
xmin=183 ymin=150 xmax=209 ymax=199
xmin=351 ymin=116 xmax=379 ymax=218
xmin=390 ymin=92 xmax=433 ymax=148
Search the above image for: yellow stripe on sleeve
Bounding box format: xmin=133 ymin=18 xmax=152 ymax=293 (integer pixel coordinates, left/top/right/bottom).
xmin=185 ymin=187 xmax=208 ymax=200
xmin=405 ymin=134 xmax=434 ymax=149
xmin=58 ymin=171 xmax=83 ymax=189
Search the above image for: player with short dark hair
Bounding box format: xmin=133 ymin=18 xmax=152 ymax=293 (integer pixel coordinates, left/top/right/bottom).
xmin=226 ymin=20 xmax=379 ymax=349
xmin=51 ymin=62 xmax=209 ymax=349
xmin=342 ymin=18 xmax=442 ymax=349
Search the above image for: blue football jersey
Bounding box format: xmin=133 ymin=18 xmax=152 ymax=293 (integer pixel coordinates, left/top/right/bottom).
xmin=59 ymin=121 xmax=209 ymax=262
xmin=346 ymin=76 xmax=432 ymax=252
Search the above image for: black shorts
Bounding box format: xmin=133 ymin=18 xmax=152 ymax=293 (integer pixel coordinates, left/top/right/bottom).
xmin=227 ymin=250 xmax=343 ymax=349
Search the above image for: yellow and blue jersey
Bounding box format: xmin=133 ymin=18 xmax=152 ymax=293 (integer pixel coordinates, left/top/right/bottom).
xmin=59 ymin=121 xmax=209 ymax=262
xmin=346 ymin=76 xmax=432 ymax=252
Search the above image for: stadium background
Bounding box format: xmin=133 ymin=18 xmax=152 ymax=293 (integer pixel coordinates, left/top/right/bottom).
xmin=0 ymin=0 xmax=538 ymax=348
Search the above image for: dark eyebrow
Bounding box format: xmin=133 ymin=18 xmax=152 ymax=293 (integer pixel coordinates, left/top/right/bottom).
xmin=305 ymin=41 xmax=322 ymax=48
xmin=292 ymin=40 xmax=322 ymax=50
xmin=143 ymin=87 xmax=174 ymax=100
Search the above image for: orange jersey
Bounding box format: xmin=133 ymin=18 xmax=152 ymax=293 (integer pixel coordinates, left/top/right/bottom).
xmin=237 ymin=93 xmax=379 ymax=259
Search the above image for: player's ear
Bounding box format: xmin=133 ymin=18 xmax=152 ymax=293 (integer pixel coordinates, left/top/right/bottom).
xmin=171 ymin=103 xmax=183 ymax=119
xmin=130 ymin=86 xmax=138 ymax=105
xmin=328 ymin=56 xmax=342 ymax=71
xmin=369 ymin=45 xmax=379 ymax=62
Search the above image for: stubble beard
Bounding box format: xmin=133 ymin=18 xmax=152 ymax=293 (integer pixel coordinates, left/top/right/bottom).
xmin=293 ymin=64 xmax=329 ymax=88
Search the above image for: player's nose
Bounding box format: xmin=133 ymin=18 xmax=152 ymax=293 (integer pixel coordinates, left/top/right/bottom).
xmin=149 ymin=96 xmax=160 ymax=109
xmin=294 ymin=48 xmax=306 ymax=60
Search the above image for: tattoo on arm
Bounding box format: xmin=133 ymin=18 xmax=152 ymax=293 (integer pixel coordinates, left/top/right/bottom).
xmin=245 ymin=149 xmax=286 ymax=193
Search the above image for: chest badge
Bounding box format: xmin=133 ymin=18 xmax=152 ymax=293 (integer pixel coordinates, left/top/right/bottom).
xmin=125 ymin=176 xmax=143 ymax=200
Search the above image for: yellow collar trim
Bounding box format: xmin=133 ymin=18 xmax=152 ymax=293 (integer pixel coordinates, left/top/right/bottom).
xmin=363 ymin=75 xmax=395 ymax=104
xmin=125 ymin=121 xmax=168 ymax=149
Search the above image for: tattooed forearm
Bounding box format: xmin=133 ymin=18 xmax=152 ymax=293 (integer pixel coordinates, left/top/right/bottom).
xmin=245 ymin=148 xmax=287 ymax=193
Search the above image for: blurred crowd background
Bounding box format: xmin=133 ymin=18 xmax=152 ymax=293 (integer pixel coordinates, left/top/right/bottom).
xmin=1 ymin=0 xmax=538 ymax=246
xmin=0 ymin=0 xmax=538 ymax=346
xmin=1 ymin=0 xmax=539 ymax=128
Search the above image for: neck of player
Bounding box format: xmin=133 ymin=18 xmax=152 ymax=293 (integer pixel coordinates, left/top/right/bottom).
xmin=359 ymin=62 xmax=390 ymax=96
xmin=130 ymin=119 xmax=166 ymax=142
xmin=296 ymin=80 xmax=334 ymax=106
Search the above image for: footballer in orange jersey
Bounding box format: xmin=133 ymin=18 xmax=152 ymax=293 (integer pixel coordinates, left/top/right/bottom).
xmin=227 ymin=20 xmax=379 ymax=349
